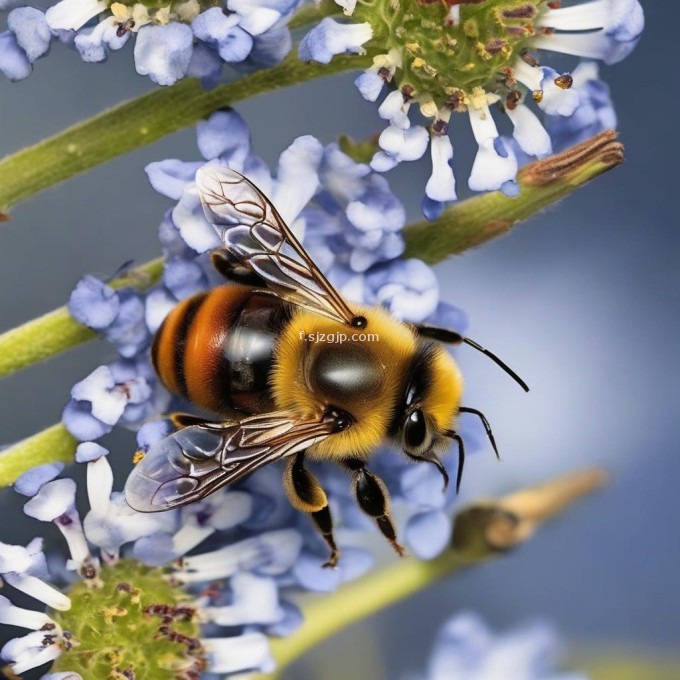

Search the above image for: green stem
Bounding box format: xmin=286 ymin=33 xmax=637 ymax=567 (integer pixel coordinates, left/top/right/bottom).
xmin=0 ymin=52 xmax=371 ymax=215
xmin=289 ymin=0 xmax=341 ymax=30
xmin=255 ymin=469 xmax=604 ymax=678
xmin=0 ymin=424 xmax=76 ymax=486
xmin=270 ymin=551 xmax=467 ymax=674
xmin=0 ymin=258 xmax=163 ymax=379
xmin=404 ymin=130 xmax=623 ymax=263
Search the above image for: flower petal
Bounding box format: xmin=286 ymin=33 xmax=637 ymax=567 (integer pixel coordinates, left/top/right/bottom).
xmin=134 ymin=22 xmax=194 ymax=86
xmin=14 ymin=463 xmax=65 ymax=498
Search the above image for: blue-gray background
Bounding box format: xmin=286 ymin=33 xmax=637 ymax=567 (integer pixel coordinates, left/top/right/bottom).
xmin=0 ymin=1 xmax=677 ymax=677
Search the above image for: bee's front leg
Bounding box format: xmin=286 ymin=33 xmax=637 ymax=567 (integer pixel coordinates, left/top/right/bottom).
xmin=343 ymin=458 xmax=406 ymax=558
xmin=283 ymin=452 xmax=340 ymax=569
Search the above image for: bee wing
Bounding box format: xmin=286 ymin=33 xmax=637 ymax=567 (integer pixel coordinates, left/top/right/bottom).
xmin=125 ymin=413 xmax=336 ymax=512
xmin=196 ymin=166 xmax=358 ymax=326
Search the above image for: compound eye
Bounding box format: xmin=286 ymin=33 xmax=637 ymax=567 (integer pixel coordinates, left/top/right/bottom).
xmin=404 ymin=409 xmax=430 ymax=453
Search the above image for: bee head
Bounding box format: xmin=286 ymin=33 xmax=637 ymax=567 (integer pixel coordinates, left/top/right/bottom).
xmin=396 ymin=342 xmax=463 ymax=491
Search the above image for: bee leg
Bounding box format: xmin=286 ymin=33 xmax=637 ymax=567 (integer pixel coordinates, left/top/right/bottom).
xmin=283 ymin=452 xmax=340 ymax=569
xmin=344 ymin=458 xmax=406 ymax=558
xmin=211 ymin=248 xmax=267 ymax=286
xmin=169 ymin=412 xmax=213 ymax=430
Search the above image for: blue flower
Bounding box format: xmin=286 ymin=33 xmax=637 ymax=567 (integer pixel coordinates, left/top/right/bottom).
xmin=13 ymin=463 xmax=65 ymax=497
xmin=299 ymin=17 xmax=372 ymax=64
xmin=133 ymin=22 xmax=194 ymax=86
xmin=546 ymin=62 xmax=617 ymax=153
xmin=62 ymin=363 xmax=159 ymax=440
xmin=415 ymin=612 xmax=587 ymax=680
xmin=1 ymin=0 xmax=301 ymax=85
xmin=301 ymin=0 xmax=642 ymax=218
xmin=0 ymin=6 xmax=52 ymax=81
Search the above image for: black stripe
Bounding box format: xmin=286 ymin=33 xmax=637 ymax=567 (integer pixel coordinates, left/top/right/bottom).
xmin=220 ymin=294 xmax=288 ymax=414
xmin=174 ymin=293 xmax=208 ymax=398
xmin=150 ymin=316 xmax=166 ymax=374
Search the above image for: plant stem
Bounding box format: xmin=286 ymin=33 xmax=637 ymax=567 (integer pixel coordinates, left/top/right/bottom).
xmin=0 ymin=258 xmax=163 ymax=379
xmin=289 ymin=0 xmax=341 ymax=30
xmin=255 ymin=469 xmax=605 ymax=678
xmin=404 ymin=130 xmax=624 ymax=262
xmin=0 ymin=424 xmax=76 ymax=486
xmin=0 ymin=52 xmax=371 ymax=215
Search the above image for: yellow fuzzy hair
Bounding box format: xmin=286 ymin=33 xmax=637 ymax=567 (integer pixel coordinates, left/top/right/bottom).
xmin=423 ymin=346 xmax=463 ymax=431
xmin=272 ymin=303 xmax=418 ymax=461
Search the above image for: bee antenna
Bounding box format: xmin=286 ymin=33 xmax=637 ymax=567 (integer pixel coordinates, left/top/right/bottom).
xmin=462 ymin=337 xmax=529 ymax=393
xmin=444 ymin=430 xmax=465 ymax=494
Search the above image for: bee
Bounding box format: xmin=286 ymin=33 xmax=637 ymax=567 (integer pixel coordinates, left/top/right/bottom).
xmin=124 ymin=167 xmax=528 ymax=567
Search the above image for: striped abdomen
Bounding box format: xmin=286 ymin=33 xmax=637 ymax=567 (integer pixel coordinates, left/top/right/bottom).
xmin=151 ymin=285 xmax=290 ymax=415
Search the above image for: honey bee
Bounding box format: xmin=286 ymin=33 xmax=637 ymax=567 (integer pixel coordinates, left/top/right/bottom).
xmin=124 ymin=167 xmax=528 ymax=567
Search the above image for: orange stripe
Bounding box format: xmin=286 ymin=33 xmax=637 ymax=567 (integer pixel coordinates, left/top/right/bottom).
xmin=184 ymin=285 xmax=251 ymax=413
xmin=153 ymin=295 xmax=197 ymax=396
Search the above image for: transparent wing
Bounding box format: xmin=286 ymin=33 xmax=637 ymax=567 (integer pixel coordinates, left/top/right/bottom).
xmin=196 ymin=166 xmax=358 ymax=326
xmin=125 ymin=412 xmax=337 ymax=512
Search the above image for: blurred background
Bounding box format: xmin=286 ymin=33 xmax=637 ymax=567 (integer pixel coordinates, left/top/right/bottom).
xmin=0 ymin=1 xmax=678 ymax=678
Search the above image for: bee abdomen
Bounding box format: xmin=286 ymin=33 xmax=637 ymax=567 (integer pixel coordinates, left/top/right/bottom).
xmin=152 ymin=285 xmax=288 ymax=415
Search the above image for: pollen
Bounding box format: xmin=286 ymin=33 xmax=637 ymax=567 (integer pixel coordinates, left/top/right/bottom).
xmin=49 ymin=560 xmax=203 ymax=679
xmin=352 ymin=0 xmax=544 ymax=113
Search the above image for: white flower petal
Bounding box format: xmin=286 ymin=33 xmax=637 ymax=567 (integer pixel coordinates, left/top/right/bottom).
xmin=71 ymin=366 xmax=127 ymax=426
xmin=506 ymin=104 xmax=552 ymax=157
xmin=23 ymin=479 xmax=76 ymax=522
xmin=0 ymin=595 xmax=55 ymax=630
xmin=3 ymin=573 xmax=71 ymax=611
xmin=204 ymin=632 xmax=274 ymax=675
xmin=87 ymin=457 xmax=113 ymax=517
xmin=170 ymin=524 xmax=215 ymax=557
xmin=45 ymin=0 xmax=106 ymax=31
xmin=468 ymin=138 xmax=518 ymax=193
xmin=538 ymin=69 xmax=580 ymax=116
xmin=377 ymin=124 xmax=429 ymax=162
xmin=513 ymin=59 xmax=542 ymax=91
xmin=8 ymin=634 xmax=61 ymax=675
xmin=335 ymin=0 xmax=357 ymax=14
xmin=425 ymin=135 xmax=456 ymax=202
xmin=227 ymin=0 xmax=281 ymax=36
xmin=0 ymin=540 xmax=44 ymax=576
xmin=204 ymin=573 xmax=282 ymax=625
xmin=467 ymin=100 xmax=499 ymax=146
xmin=272 ymin=136 xmax=323 ymax=224
xmin=378 ymin=90 xmax=411 ymax=129
xmin=173 ymin=183 xmax=222 ymax=253
xmin=369 ymin=150 xmax=399 ymax=172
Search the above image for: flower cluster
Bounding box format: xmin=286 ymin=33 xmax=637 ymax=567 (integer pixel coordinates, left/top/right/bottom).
xmin=0 ymin=0 xmax=303 ymax=86
xmin=63 ymin=108 xmax=480 ymax=572
xmin=413 ymin=612 xmax=586 ymax=680
xmin=299 ymin=0 xmax=643 ymax=218
xmin=1 ymin=448 xmax=316 ymax=677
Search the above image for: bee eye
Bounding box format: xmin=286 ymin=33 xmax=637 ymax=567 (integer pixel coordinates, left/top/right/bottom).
xmin=404 ymin=409 xmax=429 ymax=452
